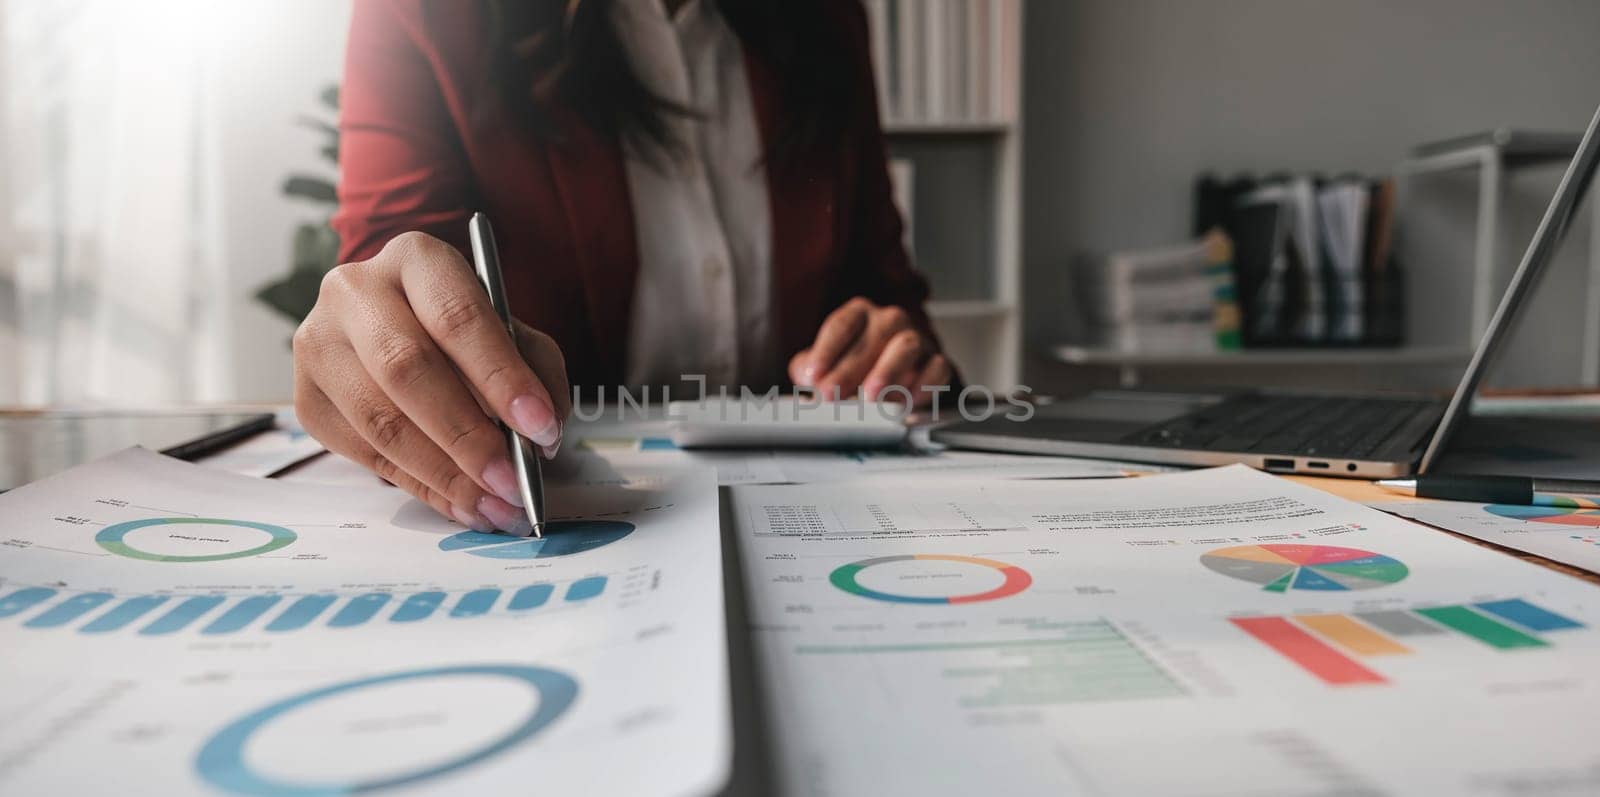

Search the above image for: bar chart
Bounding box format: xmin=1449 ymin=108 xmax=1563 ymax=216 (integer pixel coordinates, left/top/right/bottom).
xmin=1231 ymin=598 xmax=1586 ymax=686
xmin=0 ymin=576 xmax=609 ymax=637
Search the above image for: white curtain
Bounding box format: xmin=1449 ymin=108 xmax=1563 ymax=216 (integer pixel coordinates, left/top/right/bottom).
xmin=0 ymin=0 xmax=229 ymax=405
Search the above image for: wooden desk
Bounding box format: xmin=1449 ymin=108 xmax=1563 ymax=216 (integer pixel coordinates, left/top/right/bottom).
xmin=1288 ymin=474 xmax=1600 ymax=586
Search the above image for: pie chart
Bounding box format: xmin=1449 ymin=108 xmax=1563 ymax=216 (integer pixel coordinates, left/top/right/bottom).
xmin=1200 ymin=544 xmax=1409 ymax=592
xmin=1485 ymin=504 xmax=1600 ymax=528
xmin=438 ymin=520 xmax=635 ymax=559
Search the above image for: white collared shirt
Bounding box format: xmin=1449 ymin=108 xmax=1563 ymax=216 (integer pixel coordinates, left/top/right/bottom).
xmin=610 ymin=0 xmax=777 ymax=390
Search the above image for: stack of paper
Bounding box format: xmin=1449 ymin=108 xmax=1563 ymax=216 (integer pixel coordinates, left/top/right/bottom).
xmin=1077 ymin=230 xmax=1240 ymax=354
xmin=0 ymin=449 xmax=729 ymax=796
xmin=729 ymin=466 xmax=1600 ymax=794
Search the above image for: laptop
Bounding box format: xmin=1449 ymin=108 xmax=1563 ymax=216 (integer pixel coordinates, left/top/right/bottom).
xmin=933 ymin=102 xmax=1600 ymax=479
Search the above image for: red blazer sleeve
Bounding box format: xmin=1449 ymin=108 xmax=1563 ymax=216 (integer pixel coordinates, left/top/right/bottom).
xmin=836 ymin=1 xmax=941 ymax=346
xmin=332 ymin=0 xmax=474 ymax=263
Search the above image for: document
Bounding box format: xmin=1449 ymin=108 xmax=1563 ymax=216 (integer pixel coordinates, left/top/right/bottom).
xmin=729 ymin=466 xmax=1600 ymax=796
xmin=0 ymin=448 xmax=729 ymax=796
xmin=1374 ymin=498 xmax=1600 ymax=575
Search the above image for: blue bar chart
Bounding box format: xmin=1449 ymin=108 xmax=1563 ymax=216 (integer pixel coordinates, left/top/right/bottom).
xmin=0 ymin=575 xmax=609 ymax=637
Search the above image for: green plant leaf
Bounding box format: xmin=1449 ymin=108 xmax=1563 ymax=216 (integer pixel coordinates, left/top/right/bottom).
xmin=320 ymin=84 xmax=339 ymax=110
xmin=255 ymin=267 xmax=329 ymax=324
xmin=282 ymin=175 xmax=337 ymax=203
xmin=292 ymin=223 xmax=341 ymax=273
xmin=296 ymin=115 xmax=337 ymax=137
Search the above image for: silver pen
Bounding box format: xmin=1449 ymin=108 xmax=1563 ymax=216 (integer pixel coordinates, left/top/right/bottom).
xmin=468 ymin=213 xmax=547 ymax=538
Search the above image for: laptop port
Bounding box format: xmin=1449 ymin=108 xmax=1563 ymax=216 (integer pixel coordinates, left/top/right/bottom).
xmin=1263 ymin=458 xmax=1295 ymax=472
xmin=1307 ymin=461 xmax=1330 ymax=469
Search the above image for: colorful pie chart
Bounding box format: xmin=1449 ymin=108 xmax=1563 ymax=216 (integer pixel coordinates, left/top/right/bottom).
xmin=829 ymin=554 xmax=1032 ymax=604
xmin=1485 ymin=504 xmax=1600 ymax=528
xmin=1201 ymin=544 xmax=1409 ymax=592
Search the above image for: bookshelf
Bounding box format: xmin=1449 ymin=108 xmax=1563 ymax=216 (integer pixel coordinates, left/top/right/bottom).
xmin=869 ymin=0 xmax=1023 ymax=391
xmin=1046 ymin=134 xmax=1600 ymax=391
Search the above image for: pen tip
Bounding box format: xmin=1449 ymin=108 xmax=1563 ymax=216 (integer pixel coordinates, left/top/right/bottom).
xmin=531 ymin=523 xmax=544 ymax=539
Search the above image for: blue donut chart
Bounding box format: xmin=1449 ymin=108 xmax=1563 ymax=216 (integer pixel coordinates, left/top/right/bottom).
xmin=195 ymin=664 xmax=578 ymax=796
xmin=96 ymin=517 xmax=296 ymax=562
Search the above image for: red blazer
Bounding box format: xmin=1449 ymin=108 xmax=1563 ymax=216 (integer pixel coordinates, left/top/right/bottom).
xmin=334 ymin=0 xmax=940 ymax=388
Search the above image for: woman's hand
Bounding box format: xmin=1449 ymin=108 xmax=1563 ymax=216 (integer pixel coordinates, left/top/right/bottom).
xmin=788 ymin=297 xmax=952 ymax=405
xmin=293 ymin=231 xmax=570 ymax=534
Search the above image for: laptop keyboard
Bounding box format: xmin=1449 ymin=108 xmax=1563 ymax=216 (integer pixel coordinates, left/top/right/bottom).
xmin=1121 ymin=395 xmax=1438 ymax=459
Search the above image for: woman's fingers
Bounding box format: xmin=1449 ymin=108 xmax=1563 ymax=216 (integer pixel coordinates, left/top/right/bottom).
xmin=304 ymin=337 xmax=534 ymax=535
xmin=392 ymin=232 xmax=562 ymax=449
xmin=861 ymin=329 xmax=927 ymax=400
xmin=816 ymin=304 xmax=912 ymax=397
xmin=793 ymin=297 xmax=952 ymax=401
xmin=294 ymin=373 xmax=482 ymax=530
xmin=801 ymin=299 xmax=870 ymax=387
xmin=292 ymin=231 xmax=572 ymax=527
xmin=513 ymin=321 xmax=571 ymax=456
xmin=787 ymin=348 xmax=814 ymax=386
xmin=331 ymin=267 xmax=529 ymax=512
xmin=909 ymin=354 xmax=953 ymax=406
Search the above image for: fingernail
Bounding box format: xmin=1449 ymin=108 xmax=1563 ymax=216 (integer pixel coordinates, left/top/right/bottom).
xmin=509 ymin=394 xmax=561 ymax=448
xmin=863 ymin=381 xmax=883 ymax=400
xmin=541 ymin=437 xmax=561 ymax=459
xmin=801 ymin=365 xmax=817 ymax=384
xmin=478 ymin=495 xmax=534 ymax=536
xmin=481 ymin=458 xmax=525 ymax=507
xmin=452 ymin=505 xmax=493 ymax=532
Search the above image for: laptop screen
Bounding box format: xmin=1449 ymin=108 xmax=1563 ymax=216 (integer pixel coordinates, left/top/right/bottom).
xmin=1418 ymin=103 xmax=1600 ymax=473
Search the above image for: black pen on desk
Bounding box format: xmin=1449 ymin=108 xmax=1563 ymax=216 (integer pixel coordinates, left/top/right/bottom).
xmin=468 ymin=213 xmax=547 ymax=538
xmin=1376 ymin=475 xmax=1600 ymax=508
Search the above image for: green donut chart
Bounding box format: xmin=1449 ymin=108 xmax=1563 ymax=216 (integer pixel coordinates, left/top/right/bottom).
xmin=195 ymin=664 xmax=578 ymax=797
xmin=96 ymin=518 xmax=297 ymax=562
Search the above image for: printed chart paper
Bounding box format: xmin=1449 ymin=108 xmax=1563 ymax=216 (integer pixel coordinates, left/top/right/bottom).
xmin=730 ymin=466 xmax=1600 ymax=796
xmin=1374 ymin=498 xmax=1600 ymax=575
xmin=0 ymin=448 xmax=729 ymax=796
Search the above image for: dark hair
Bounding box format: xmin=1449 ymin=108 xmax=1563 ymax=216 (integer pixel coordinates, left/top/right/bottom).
xmin=485 ymin=0 xmax=861 ymax=167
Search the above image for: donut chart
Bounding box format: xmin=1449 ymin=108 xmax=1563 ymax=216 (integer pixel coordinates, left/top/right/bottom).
xmin=439 ymin=520 xmax=636 ymax=559
xmin=195 ymin=664 xmax=578 ymax=796
xmin=96 ymin=518 xmax=297 ymax=563
xmin=829 ymin=554 xmax=1032 ymax=604
xmin=1201 ymin=544 xmax=1409 ymax=592
xmin=1485 ymin=504 xmax=1600 ymax=528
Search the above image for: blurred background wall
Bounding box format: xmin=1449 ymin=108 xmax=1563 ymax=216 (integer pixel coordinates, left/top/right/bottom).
xmin=3 ymin=0 xmax=1598 ymax=404
xmin=1023 ymin=0 xmax=1600 ymax=392
xmin=0 ymin=0 xmax=349 ymax=405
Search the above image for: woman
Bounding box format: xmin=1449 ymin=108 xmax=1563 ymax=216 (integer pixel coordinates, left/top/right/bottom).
xmin=294 ymin=0 xmax=955 ymax=533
